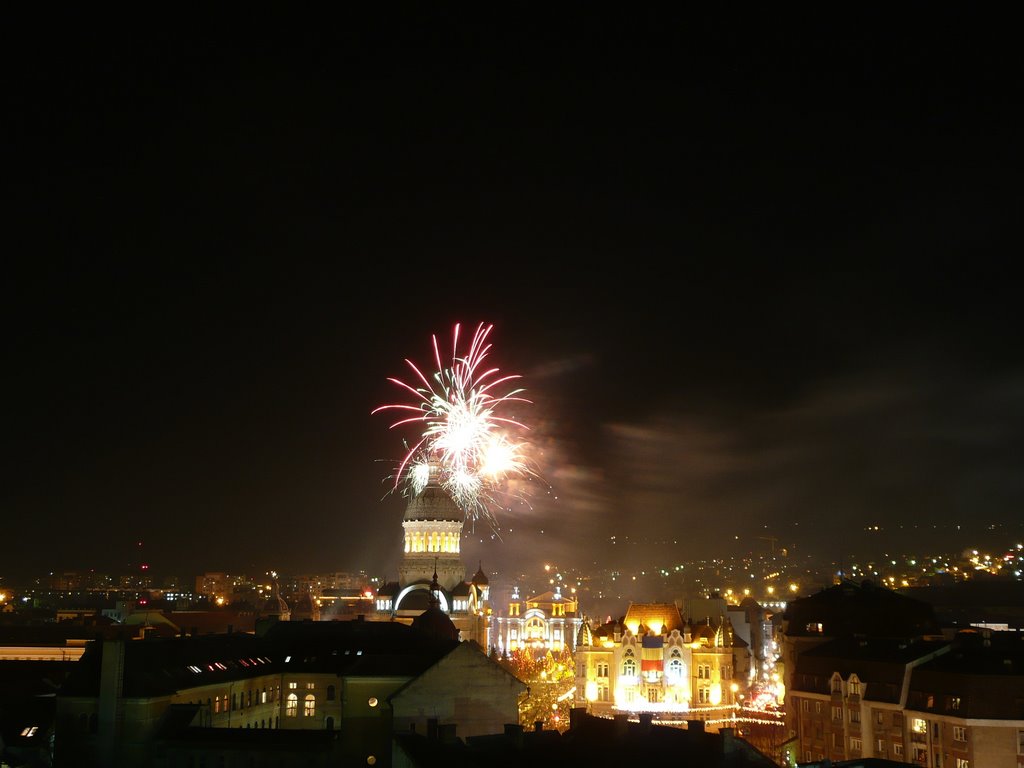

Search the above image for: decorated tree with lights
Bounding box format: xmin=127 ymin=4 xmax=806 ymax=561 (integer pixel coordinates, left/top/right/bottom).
xmin=497 ymin=647 xmax=576 ymax=732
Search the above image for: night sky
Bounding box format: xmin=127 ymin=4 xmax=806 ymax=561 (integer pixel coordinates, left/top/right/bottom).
xmin=5 ymin=11 xmax=1021 ymax=583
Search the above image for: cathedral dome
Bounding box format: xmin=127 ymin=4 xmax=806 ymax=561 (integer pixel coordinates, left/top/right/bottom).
xmin=403 ymin=473 xmax=463 ymax=522
xmin=412 ymin=603 xmax=460 ymax=642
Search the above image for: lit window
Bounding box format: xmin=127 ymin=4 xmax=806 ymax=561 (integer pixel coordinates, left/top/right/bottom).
xmin=912 ymin=718 xmax=927 ymax=734
xmin=289 ymin=682 xmax=297 ymax=689
xmin=303 ymin=694 xmax=316 ymax=717
xmin=286 ymin=694 xmax=298 ymax=717
xmin=368 ymin=697 xmax=378 ymax=708
xmin=20 ymin=726 xmax=38 ymax=738
xmin=955 ymin=759 xmax=969 ymax=768
xmin=954 ymin=726 xmax=966 ymax=742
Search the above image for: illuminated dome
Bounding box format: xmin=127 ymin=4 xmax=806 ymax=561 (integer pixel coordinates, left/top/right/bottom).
xmin=262 ymin=593 xmax=291 ymax=621
xmin=403 ymin=469 xmax=463 ymax=523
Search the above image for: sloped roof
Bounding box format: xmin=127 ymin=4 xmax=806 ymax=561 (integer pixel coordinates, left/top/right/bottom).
xmin=908 ymin=630 xmax=1024 ymax=719
xmin=782 ymin=579 xmax=941 ymax=639
xmin=792 ymin=636 xmax=949 ymax=702
xmin=623 ymin=603 xmax=684 ymax=633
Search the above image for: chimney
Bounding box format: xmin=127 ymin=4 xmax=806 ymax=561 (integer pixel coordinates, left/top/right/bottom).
xmin=687 ymin=720 xmax=705 ymax=733
xmin=639 ymin=712 xmax=653 ymax=731
xmin=534 ymin=720 xmax=544 ymax=731
xmin=439 ymin=723 xmax=457 ymax=743
xmin=569 ymin=706 xmax=587 ymax=730
xmin=427 ymin=718 xmax=439 ymax=741
xmin=613 ymin=714 xmax=629 ymax=736
xmin=504 ymin=723 xmax=524 ymax=747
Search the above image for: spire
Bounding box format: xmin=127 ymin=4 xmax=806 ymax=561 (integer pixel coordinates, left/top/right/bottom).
xmin=429 ymin=558 xmax=440 ymax=608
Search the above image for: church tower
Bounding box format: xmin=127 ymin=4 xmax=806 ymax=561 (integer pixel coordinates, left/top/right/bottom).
xmin=374 ymin=461 xmax=490 ymax=646
xmin=397 ymin=462 xmax=465 ymax=592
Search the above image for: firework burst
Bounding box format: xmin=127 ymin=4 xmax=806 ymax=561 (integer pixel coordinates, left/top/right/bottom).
xmin=372 ymin=322 xmax=537 ymax=532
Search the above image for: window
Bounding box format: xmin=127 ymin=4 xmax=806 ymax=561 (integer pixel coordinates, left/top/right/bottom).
xmin=831 ymin=676 xmax=843 ymax=694
xmin=622 ymin=658 xmax=637 ymax=677
xmin=698 ymin=687 xmax=711 ymax=703
xmin=801 ymin=700 xmax=809 ymax=713
xmin=306 ymin=682 xmax=315 ymax=690
xmin=286 ymin=693 xmax=298 ymax=717
xmin=832 ymin=733 xmax=841 ymax=748
xmin=232 ymin=693 xmax=237 ymax=711
xmin=303 ymin=694 xmax=315 ymax=717
xmin=1019 ymin=729 xmax=1024 ymax=754
xmin=877 ymin=738 xmax=885 ymax=752
xmin=597 ymin=662 xmax=609 ymax=677
xmin=955 ymin=759 xmax=969 ymax=768
xmin=849 ymin=677 xmax=861 ymax=696
xmin=927 ymin=694 xmax=934 ymax=708
xmin=894 ymin=743 xmax=904 ymax=756
xmin=832 ymin=706 xmax=842 ymax=721
xmin=327 ymin=685 xmax=336 ymax=701
xmin=954 ymin=726 xmax=966 ymax=742
xmin=876 ymin=711 xmax=884 ymax=726
xmin=214 ymin=696 xmax=221 ymax=714
xmin=815 ymin=701 xmax=823 ymax=714
xmin=525 ymin=616 xmax=545 ymax=640
xmin=289 ymin=682 xmax=297 ymax=689
xmin=912 ymin=718 xmax=927 ymax=734
xmin=850 ymin=709 xmax=860 ymax=724
xmin=667 ymin=658 xmax=684 ymax=681
xmin=850 ymin=737 xmax=862 ymax=752
xmin=647 ymin=688 xmax=660 ymax=703
xmin=949 ymin=696 xmax=961 ymax=711
xmin=261 ymin=689 xmax=267 ymax=704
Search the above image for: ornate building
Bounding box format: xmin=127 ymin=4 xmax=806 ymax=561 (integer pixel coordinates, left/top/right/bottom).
xmin=373 ymin=464 xmax=490 ymax=646
xmin=491 ymin=584 xmax=583 ymax=655
xmin=573 ymin=602 xmax=742 ymax=726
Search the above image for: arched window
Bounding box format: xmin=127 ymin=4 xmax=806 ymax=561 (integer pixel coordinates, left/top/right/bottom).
xmin=327 ymin=685 xmax=336 ymax=701
xmin=286 ymin=693 xmax=298 ymax=717
xmin=304 ymin=694 xmax=316 ymax=717
xmin=525 ymin=616 xmax=545 ymax=641
xmin=667 ymin=657 xmax=684 ymax=681
xmin=622 ymin=657 xmax=637 ymax=677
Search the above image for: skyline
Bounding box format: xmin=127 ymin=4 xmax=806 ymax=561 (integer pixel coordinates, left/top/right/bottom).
xmin=5 ymin=12 xmax=1021 ymax=580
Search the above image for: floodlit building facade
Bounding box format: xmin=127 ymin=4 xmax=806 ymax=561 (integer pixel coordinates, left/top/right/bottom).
xmin=573 ymin=602 xmax=742 ymax=725
xmin=491 ymin=583 xmax=584 ymax=654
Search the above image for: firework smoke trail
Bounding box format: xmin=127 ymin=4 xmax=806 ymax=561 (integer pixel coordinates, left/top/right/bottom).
xmin=372 ymin=322 xmax=537 ymax=533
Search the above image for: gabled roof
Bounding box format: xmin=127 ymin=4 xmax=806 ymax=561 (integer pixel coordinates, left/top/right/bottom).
xmin=623 ymin=602 xmax=684 ymax=634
